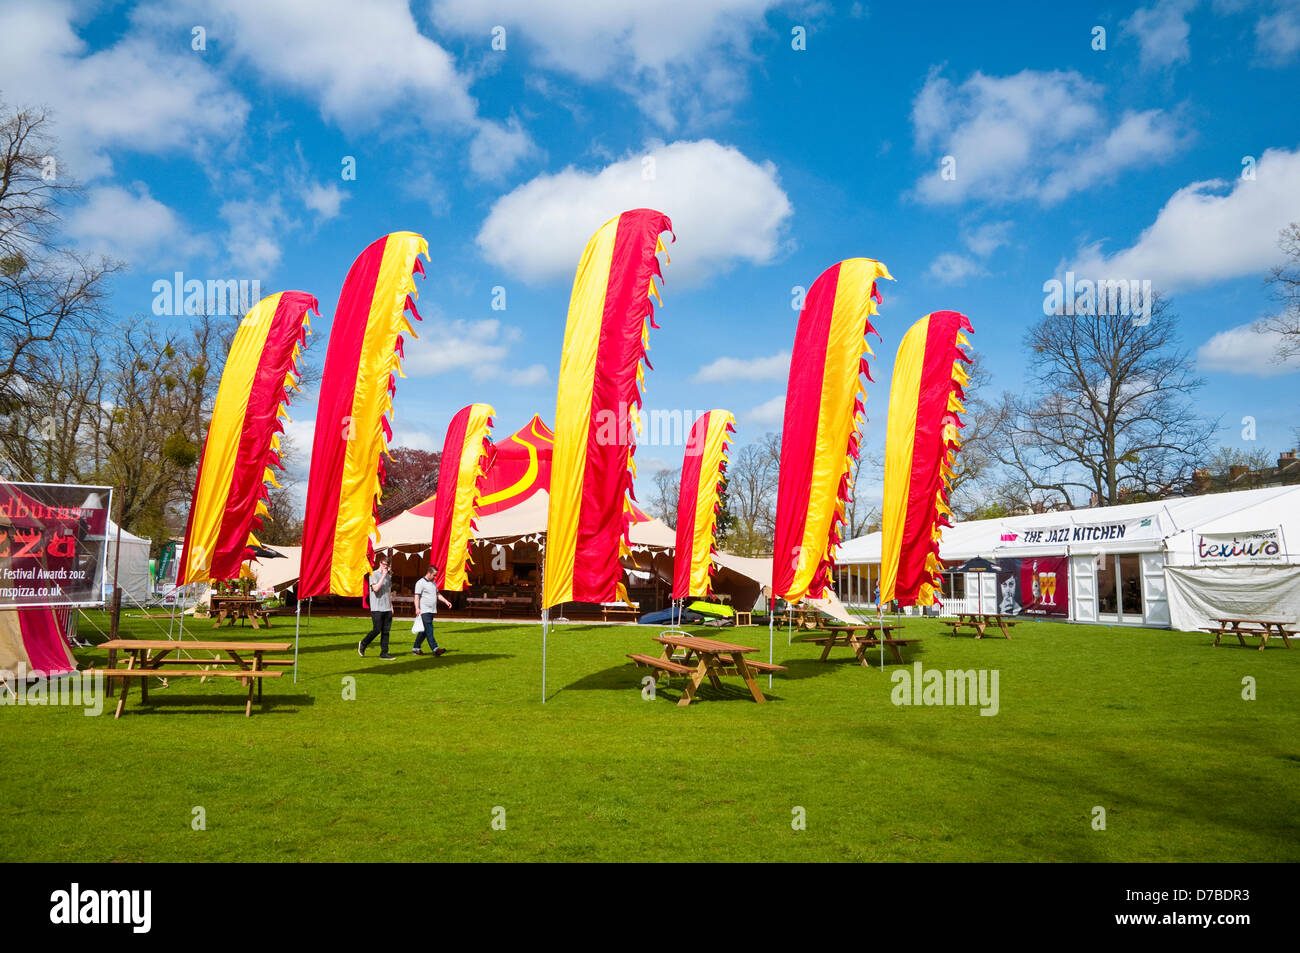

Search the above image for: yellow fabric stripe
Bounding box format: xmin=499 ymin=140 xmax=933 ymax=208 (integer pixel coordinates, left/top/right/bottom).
xmin=183 ymin=292 xmax=282 ymax=582
xmin=333 ymin=232 xmax=426 ymax=596
xmin=543 ymin=214 xmax=618 ymax=608
xmin=687 ymin=411 xmax=734 ymax=595
xmin=879 ymin=314 xmax=930 ymax=602
xmin=444 ymin=403 xmax=494 ymax=591
xmin=790 ymin=259 xmax=889 ymax=603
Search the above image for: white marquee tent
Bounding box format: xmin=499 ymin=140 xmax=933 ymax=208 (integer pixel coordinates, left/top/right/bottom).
xmin=836 ymin=484 xmax=1300 ymax=631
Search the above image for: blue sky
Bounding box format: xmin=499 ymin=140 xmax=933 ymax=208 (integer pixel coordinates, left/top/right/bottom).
xmin=4 ymin=0 xmax=1299 ymax=513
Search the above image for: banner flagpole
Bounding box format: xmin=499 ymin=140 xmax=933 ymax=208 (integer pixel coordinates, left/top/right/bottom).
xmin=293 ymin=592 xmax=301 ymax=683
xmin=541 ymin=607 xmax=548 ymax=704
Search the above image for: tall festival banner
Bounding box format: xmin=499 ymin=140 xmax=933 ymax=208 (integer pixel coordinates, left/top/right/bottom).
xmin=300 ymin=232 xmax=428 ymax=598
xmin=880 ymin=310 xmax=974 ymax=606
xmin=180 ymin=291 xmax=318 ymax=583
xmin=772 ymin=258 xmax=893 ymax=606
xmin=542 ymin=208 xmax=673 ymax=610
xmin=430 ymin=404 xmax=495 ymax=592
xmin=540 ymin=208 xmax=673 ymax=701
xmin=672 ymin=410 xmax=736 ymax=601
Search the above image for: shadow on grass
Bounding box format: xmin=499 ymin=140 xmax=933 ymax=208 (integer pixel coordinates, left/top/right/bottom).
xmin=123 ymin=692 xmax=316 ymax=717
xmin=340 ymin=652 xmax=514 ymax=676
xmin=560 ymin=663 xmax=787 ymax=705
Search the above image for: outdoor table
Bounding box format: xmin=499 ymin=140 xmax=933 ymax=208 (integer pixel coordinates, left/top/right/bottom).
xmin=96 ymin=639 xmax=292 ymax=717
xmin=627 ymin=634 xmax=785 ymax=706
xmin=800 ymin=623 xmax=917 ymax=665
xmin=1202 ymin=618 xmax=1294 ymax=650
xmin=949 ymin=612 xmax=1016 ymax=639
xmin=210 ymin=595 xmax=272 ymax=630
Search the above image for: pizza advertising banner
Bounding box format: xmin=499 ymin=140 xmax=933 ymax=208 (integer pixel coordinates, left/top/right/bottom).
xmin=0 ymin=481 xmax=111 ymax=608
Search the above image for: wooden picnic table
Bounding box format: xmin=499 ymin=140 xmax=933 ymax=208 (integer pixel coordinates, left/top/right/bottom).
xmin=209 ymin=595 xmax=273 ymax=630
xmin=627 ymin=634 xmax=786 ymax=706
xmin=1201 ymin=618 xmax=1295 ymax=650
xmin=94 ymin=639 xmax=292 ymax=718
xmin=947 ymin=612 xmax=1017 ymax=639
xmin=800 ymin=623 xmax=918 ymax=665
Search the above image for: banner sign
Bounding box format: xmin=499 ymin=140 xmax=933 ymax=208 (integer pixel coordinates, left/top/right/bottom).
xmin=990 ymin=556 xmax=1070 ymax=618
xmin=1194 ymin=528 xmax=1285 ymax=566
xmin=1005 ymin=520 xmax=1148 ymax=547
xmin=0 ymin=481 xmax=111 ymax=608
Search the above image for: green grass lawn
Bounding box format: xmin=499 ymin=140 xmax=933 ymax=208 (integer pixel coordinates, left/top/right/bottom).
xmin=2 ymin=611 xmax=1297 ymax=862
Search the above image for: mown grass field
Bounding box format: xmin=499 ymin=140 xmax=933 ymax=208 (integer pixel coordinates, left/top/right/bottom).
xmin=2 ymin=611 xmax=1296 ymax=862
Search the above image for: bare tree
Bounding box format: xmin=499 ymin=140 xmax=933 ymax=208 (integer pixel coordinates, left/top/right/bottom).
xmin=647 ymin=466 xmax=680 ymax=529
xmin=0 ymin=104 xmax=115 ymax=441
xmin=722 ymin=432 xmax=781 ymax=556
xmin=1263 ymin=222 xmax=1300 ymax=363
xmin=990 ymin=296 xmax=1216 ymax=507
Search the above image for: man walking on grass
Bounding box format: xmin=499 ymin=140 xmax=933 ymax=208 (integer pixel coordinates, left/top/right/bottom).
xmin=413 ymin=565 xmax=452 ymax=656
xmin=358 ymin=553 xmax=396 ymax=660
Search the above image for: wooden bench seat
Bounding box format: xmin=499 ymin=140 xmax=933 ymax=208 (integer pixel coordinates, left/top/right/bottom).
xmin=735 ymin=659 xmax=787 ymax=673
xmin=626 ymin=653 xmax=696 ymax=676
xmin=97 ymin=669 xmax=282 ymax=678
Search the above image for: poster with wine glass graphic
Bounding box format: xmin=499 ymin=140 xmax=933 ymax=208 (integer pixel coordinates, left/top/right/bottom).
xmin=993 ymin=556 xmax=1070 ymax=618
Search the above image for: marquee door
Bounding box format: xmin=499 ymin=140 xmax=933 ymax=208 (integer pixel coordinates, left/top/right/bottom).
xmin=1071 ymin=556 xmax=1098 ymax=623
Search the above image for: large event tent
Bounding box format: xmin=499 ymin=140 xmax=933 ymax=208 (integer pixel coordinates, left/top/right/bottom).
xmin=835 ymin=484 xmax=1300 ymax=631
xmin=254 ymin=415 xmax=769 ymax=611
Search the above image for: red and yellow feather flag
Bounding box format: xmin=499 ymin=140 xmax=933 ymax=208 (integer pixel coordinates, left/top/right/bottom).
xmin=772 ymin=258 xmax=893 ymax=605
xmin=300 ymin=231 xmax=429 ymax=597
xmin=179 ymin=291 xmax=317 ymax=583
xmin=672 ymin=410 xmax=736 ymax=600
xmin=880 ymin=310 xmax=973 ymax=606
xmin=431 ymin=403 xmax=495 ymax=592
xmin=542 ymin=208 xmax=673 ymax=609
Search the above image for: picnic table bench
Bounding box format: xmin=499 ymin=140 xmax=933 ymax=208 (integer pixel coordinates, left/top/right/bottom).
xmin=946 ymin=612 xmax=1016 ymax=639
xmin=628 ymin=634 xmax=785 ymax=706
xmin=601 ymin=603 xmax=640 ymax=623
xmin=800 ymin=623 xmax=918 ymax=665
xmin=1201 ymin=618 xmax=1294 ymax=650
xmin=209 ymin=595 xmax=273 ymax=630
xmin=466 ymin=597 xmax=506 ymax=617
xmin=94 ymin=639 xmax=292 ymax=718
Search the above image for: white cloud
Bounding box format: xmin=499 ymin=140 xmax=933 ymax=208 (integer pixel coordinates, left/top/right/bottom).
xmin=469 ymin=118 xmax=542 ymax=183
xmin=401 ymin=318 xmax=545 ymax=386
xmin=301 ymin=182 xmax=348 ymax=221
xmin=696 ymin=351 xmax=790 ymax=383
xmin=0 ymin=0 xmax=249 ymax=180
xmin=64 ymin=183 xmax=198 ymax=265
xmin=405 ymin=318 xmax=519 ymax=377
xmin=390 ymin=424 xmax=437 ymax=452
xmin=146 ymin=0 xmax=537 ymax=180
xmin=1197 ymin=322 xmax=1300 ymax=376
xmin=510 ymin=363 xmax=550 ymax=387
xmin=926 ymin=253 xmax=983 ymax=285
xmin=477 ymin=139 xmax=792 ymax=285
xmin=911 ymin=68 xmax=1183 ymax=206
xmin=746 ymin=394 xmax=786 ymax=427
xmin=963 ymin=220 xmax=1012 ymax=258
xmin=1256 ymin=2 xmax=1300 ymax=63
xmin=1123 ymin=0 xmax=1197 ymax=70
xmin=430 ymin=0 xmax=786 ymax=127
xmin=219 ymin=195 xmax=288 ymax=276
xmin=1069 ymin=146 xmax=1300 ymax=290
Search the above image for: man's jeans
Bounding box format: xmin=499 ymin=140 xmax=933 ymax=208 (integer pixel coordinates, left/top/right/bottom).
xmin=360 ymin=611 xmax=393 ymax=654
xmin=414 ymin=612 xmax=439 ymax=651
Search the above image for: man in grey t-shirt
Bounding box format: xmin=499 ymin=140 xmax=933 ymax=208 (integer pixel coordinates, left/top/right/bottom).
xmin=412 ymin=565 xmax=452 ymax=655
xmin=358 ymin=554 xmax=396 ymax=659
